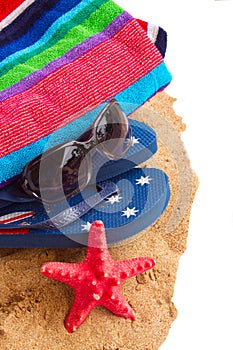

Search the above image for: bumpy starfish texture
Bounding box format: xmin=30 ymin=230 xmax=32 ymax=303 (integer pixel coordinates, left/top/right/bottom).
xmin=41 ymin=220 xmax=155 ymax=333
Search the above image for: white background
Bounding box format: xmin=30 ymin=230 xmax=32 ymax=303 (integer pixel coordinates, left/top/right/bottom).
xmin=116 ymin=1 xmax=233 ymax=349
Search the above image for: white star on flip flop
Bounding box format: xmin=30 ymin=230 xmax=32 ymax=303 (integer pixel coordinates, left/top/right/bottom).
xmin=132 ymin=137 xmax=140 ymax=146
xmin=81 ymin=221 xmax=92 ymax=232
xmin=136 ymin=176 xmax=152 ymax=186
xmin=107 ymin=194 xmax=122 ymax=205
xmin=122 ymin=207 xmax=139 ymax=219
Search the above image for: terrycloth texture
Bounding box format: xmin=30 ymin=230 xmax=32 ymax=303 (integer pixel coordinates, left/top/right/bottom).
xmin=0 ymin=0 xmax=60 ymax=47
xmin=0 ymin=0 xmax=36 ymax=30
xmin=0 ymin=7 xmax=129 ymax=94
xmin=0 ymin=14 xmax=165 ymax=78
xmin=0 ymin=0 xmax=25 ymax=21
xmin=137 ymin=19 xmax=167 ymax=59
xmin=0 ymin=0 xmax=108 ymax=70
xmin=0 ymin=0 xmax=172 ymax=187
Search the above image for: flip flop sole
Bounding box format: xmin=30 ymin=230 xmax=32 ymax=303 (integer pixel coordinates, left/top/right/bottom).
xmin=0 ymin=168 xmax=170 ymax=248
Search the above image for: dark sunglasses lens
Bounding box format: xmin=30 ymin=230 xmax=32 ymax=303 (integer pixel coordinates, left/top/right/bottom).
xmin=22 ymin=144 xmax=89 ymax=203
xmin=61 ymin=145 xmax=90 ymax=199
xmin=96 ymin=102 xmax=132 ymax=159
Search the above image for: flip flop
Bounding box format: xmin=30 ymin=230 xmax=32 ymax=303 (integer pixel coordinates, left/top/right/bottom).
xmin=0 ymin=119 xmax=157 ymax=207
xmin=0 ymin=167 xmax=170 ymax=248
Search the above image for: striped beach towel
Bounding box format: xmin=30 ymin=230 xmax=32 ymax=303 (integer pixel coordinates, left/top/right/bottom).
xmin=0 ymin=0 xmax=172 ymax=187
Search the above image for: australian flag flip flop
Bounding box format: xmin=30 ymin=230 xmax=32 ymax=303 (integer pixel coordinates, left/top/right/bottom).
xmin=0 ymin=167 xmax=170 ymax=248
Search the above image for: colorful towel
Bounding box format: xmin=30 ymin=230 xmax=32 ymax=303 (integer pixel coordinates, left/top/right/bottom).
xmin=0 ymin=0 xmax=172 ymax=187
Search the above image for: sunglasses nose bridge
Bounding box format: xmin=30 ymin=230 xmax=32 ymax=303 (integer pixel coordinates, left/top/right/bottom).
xmin=82 ymin=137 xmax=97 ymax=151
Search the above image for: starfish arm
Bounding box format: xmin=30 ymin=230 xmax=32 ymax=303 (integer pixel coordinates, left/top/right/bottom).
xmin=40 ymin=262 xmax=84 ymax=285
xmin=65 ymin=294 xmax=96 ymax=333
xmin=87 ymin=220 xmax=108 ymax=250
xmin=114 ymin=257 xmax=156 ymax=281
xmin=40 ymin=222 xmax=156 ymax=334
xmin=101 ymin=291 xmax=135 ymax=320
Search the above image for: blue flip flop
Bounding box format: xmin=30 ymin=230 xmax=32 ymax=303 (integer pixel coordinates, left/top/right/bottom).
xmin=0 ymin=167 xmax=170 ymax=248
xmin=0 ymin=119 xmax=157 ymax=207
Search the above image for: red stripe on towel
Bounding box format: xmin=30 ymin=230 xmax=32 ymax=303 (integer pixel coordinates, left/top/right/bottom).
xmin=0 ymin=0 xmax=25 ymax=20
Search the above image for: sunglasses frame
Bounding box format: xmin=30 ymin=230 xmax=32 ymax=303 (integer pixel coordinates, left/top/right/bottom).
xmin=19 ymin=99 xmax=132 ymax=203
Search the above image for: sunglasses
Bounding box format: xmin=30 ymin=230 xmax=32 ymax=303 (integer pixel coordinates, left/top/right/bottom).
xmin=11 ymin=99 xmax=132 ymax=204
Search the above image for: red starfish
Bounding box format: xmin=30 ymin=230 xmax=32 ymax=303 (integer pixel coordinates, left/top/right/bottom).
xmin=41 ymin=220 xmax=155 ymax=333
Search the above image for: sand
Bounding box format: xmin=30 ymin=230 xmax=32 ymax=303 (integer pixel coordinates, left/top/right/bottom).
xmin=0 ymin=92 xmax=198 ymax=350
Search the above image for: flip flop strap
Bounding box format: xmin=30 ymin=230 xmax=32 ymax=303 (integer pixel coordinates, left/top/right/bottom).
xmin=0 ymin=181 xmax=117 ymax=230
